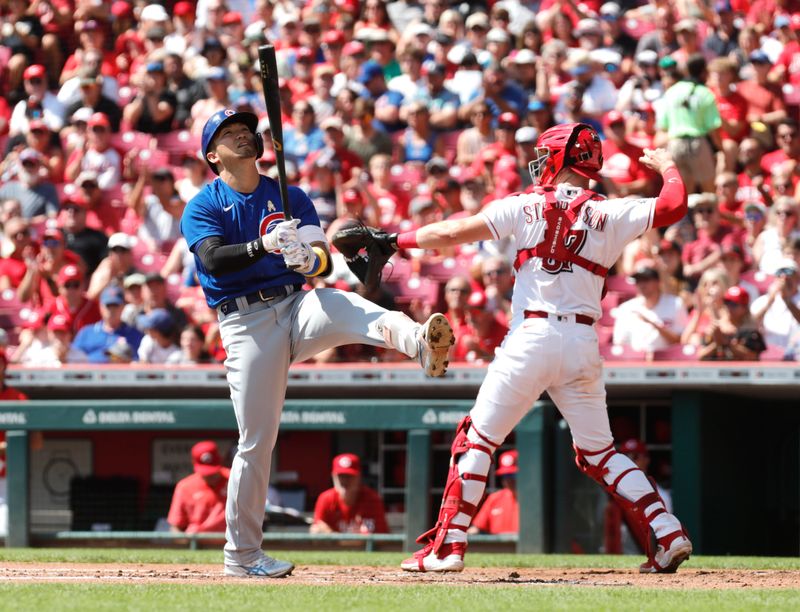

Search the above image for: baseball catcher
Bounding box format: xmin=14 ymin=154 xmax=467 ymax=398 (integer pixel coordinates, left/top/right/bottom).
xmin=368 ymin=123 xmax=693 ymax=574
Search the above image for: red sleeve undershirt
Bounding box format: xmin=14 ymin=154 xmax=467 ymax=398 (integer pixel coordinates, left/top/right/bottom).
xmin=652 ymin=166 xmax=688 ymax=228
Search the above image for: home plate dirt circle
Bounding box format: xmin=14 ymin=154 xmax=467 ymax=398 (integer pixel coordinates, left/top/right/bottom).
xmin=0 ymin=563 xmax=798 ymax=588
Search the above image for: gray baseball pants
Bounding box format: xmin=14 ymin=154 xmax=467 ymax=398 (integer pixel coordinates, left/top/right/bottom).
xmin=218 ymin=287 xmax=419 ymax=566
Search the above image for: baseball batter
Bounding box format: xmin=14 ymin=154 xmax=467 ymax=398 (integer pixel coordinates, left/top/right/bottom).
xmin=390 ymin=123 xmax=692 ymax=573
xmin=180 ymin=109 xmax=454 ymax=578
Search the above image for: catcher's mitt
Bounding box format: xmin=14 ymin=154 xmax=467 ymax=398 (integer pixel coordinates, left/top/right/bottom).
xmin=332 ymin=223 xmax=398 ymax=292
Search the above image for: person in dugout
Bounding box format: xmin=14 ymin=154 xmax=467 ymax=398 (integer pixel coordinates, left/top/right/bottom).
xmin=167 ymin=440 xmax=230 ymax=534
xmin=310 ymin=453 xmax=389 ymax=534
xmin=469 ymin=449 xmax=519 ymax=535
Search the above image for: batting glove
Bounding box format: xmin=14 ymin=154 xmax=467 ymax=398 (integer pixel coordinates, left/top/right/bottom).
xmin=262 ymin=219 xmax=300 ymax=252
xmin=282 ymin=240 xmax=316 ymax=274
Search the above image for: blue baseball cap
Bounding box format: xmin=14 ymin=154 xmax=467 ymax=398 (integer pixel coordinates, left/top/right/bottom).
xmin=528 ymin=98 xmax=547 ymax=112
xmin=139 ymin=308 xmax=174 ymax=334
xmin=100 ymin=285 xmax=125 ymax=306
xmin=201 ymin=109 xmax=259 ymax=174
xmin=357 ymin=60 xmax=384 ymax=85
xmin=749 ymin=50 xmax=772 ymax=64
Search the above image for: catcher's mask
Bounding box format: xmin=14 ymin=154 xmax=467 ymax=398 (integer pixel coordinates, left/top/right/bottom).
xmin=529 ymin=122 xmax=603 ymax=186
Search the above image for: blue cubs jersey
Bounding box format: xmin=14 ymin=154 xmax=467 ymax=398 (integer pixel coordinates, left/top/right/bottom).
xmin=181 ymin=175 xmax=320 ymax=308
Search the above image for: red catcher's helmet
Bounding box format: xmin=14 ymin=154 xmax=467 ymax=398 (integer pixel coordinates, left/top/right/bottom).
xmin=528 ymin=123 xmax=603 ymax=186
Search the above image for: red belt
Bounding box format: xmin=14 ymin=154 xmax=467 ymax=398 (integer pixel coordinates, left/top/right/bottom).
xmin=524 ymin=310 xmax=595 ymax=326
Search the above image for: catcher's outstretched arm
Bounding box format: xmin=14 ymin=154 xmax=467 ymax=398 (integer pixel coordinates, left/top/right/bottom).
xmin=395 ymin=214 xmax=493 ymax=250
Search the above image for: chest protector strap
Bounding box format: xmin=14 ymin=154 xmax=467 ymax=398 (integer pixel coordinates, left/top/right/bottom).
xmin=514 ymin=187 xmax=609 ymax=277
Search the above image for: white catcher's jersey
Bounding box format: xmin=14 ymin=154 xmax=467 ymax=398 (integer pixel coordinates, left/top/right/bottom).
xmin=480 ymin=183 xmax=655 ymax=327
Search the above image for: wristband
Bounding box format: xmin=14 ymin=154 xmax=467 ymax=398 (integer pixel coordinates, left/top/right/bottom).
xmin=396 ymin=231 xmax=419 ymax=249
xmin=246 ymin=238 xmax=262 ymax=258
xmin=305 ymin=246 xmax=329 ymax=277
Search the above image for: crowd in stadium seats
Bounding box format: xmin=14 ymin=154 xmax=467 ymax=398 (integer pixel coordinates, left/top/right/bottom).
xmin=1 ymin=0 xmax=800 ymax=366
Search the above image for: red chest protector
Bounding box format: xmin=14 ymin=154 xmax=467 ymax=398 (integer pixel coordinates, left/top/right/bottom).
xmin=513 ymin=186 xmax=609 ymax=278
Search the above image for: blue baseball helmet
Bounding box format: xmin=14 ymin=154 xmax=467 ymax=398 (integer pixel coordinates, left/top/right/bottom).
xmin=201 ymin=109 xmax=263 ymax=175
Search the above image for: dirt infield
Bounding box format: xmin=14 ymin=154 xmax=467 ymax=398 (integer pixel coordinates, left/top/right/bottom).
xmin=1 ymin=563 xmax=798 ymax=589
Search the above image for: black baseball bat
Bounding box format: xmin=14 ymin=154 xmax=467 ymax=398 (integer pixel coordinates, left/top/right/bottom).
xmin=258 ymin=44 xmax=292 ymax=221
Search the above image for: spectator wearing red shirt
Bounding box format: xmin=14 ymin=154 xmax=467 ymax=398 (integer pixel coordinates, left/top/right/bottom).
xmin=737 ymin=51 xmax=787 ymax=128
xmin=304 ymin=116 xmax=363 ymax=182
xmin=60 ymin=20 xmax=119 ymax=85
xmin=469 ymin=450 xmax=519 ymax=535
xmin=167 ymin=441 xmax=230 ymax=534
xmin=471 ymin=112 xmax=519 ymax=180
xmin=445 ymin=276 xmax=480 ymax=362
xmin=736 ymin=137 xmax=769 ymax=205
xmin=761 ymin=119 xmax=800 ymax=175
xmin=311 ymin=453 xmax=389 ymax=534
xmin=288 ymin=47 xmax=316 ymax=104
xmin=715 ymin=172 xmax=746 ymax=227
xmin=768 ymin=13 xmax=800 ymax=86
xmin=600 ymin=111 xmax=655 ymax=198
xmin=45 ymin=264 xmax=101 ymax=336
xmin=17 ymin=227 xmax=83 ymax=309
xmin=453 ymin=290 xmax=509 ymax=363
xmin=707 ymin=57 xmax=749 ymax=171
xmin=683 ymin=193 xmax=733 ymax=285
xmin=0 ymin=217 xmax=36 ymax=291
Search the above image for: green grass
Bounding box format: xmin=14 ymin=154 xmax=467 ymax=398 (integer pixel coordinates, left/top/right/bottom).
xmin=0 ymin=584 xmax=798 ymax=612
xmin=2 ymin=548 xmax=800 ymax=570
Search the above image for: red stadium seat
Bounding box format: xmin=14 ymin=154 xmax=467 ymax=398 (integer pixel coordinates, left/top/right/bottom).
xmin=111 ymin=131 xmax=155 ymax=155
xmin=440 ymin=130 xmax=462 ymax=164
xmin=760 ymin=345 xmax=787 ymax=361
xmin=740 ymin=270 xmax=774 ymax=295
xmin=595 ymin=325 xmax=613 ymax=346
xmin=651 ymin=344 xmax=698 ymax=361
xmin=156 ymin=130 xmax=202 ymax=165
xmin=419 ymin=257 xmax=469 ymax=281
xmin=387 ymin=275 xmax=440 ymax=306
xmin=600 ymin=344 xmax=647 ymax=361
xmin=605 ymin=274 xmax=637 ymax=298
xmin=389 ymin=164 xmax=424 ymax=194
xmin=381 ymin=255 xmax=413 ymax=284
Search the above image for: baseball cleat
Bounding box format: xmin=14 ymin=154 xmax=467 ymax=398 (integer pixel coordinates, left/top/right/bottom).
xmin=416 ymin=313 xmax=455 ymax=377
xmin=639 ymin=533 xmax=693 ymax=574
xmin=224 ymin=554 xmax=295 ymax=578
xmin=401 ymin=541 xmax=466 ymax=572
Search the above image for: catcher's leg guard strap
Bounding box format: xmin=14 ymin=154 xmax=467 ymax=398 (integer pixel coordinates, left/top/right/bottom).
xmin=375 ymin=311 xmax=418 ymax=357
xmin=574 ymin=444 xmax=681 ymax=543
xmin=427 ymin=417 xmax=498 ymax=550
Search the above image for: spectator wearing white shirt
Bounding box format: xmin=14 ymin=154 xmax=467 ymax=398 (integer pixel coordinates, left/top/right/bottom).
xmin=9 ymin=65 xmax=65 ymax=137
xmin=554 ymin=49 xmax=618 ymax=122
xmin=137 ymin=308 xmax=180 ymax=364
xmin=751 ymin=259 xmax=800 ymax=349
xmin=613 ymin=262 xmax=688 ymax=352
xmin=63 ymin=113 xmax=121 ymax=190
